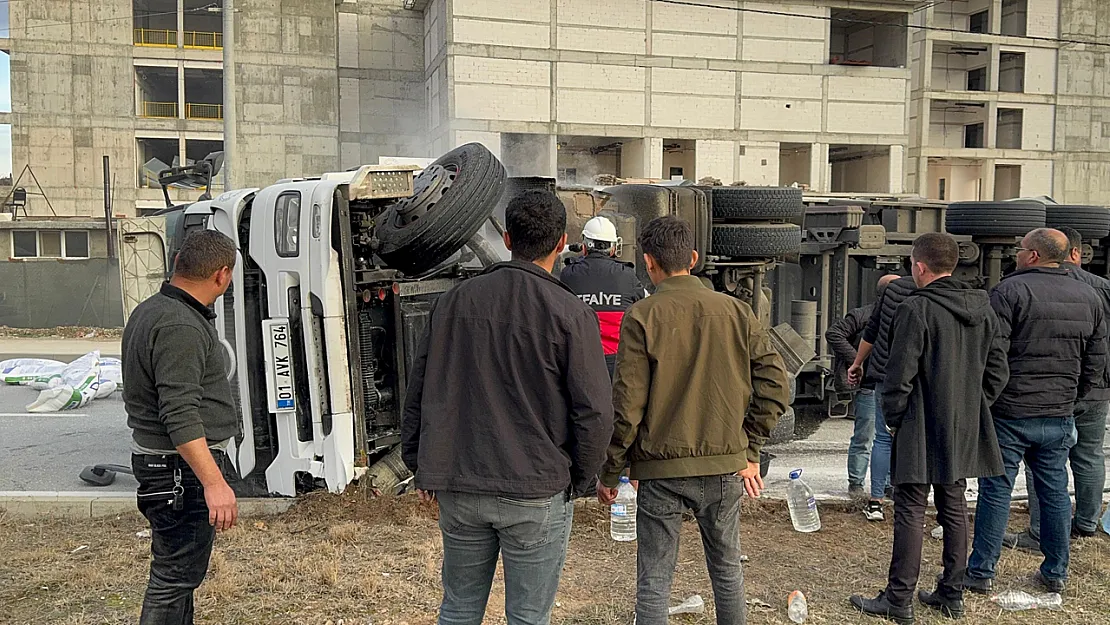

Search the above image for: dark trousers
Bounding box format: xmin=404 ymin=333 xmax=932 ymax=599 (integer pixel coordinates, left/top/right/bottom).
xmin=637 ymin=476 xmax=747 ymax=625
xmin=133 ymin=452 xmax=228 ymax=625
xmin=886 ymin=480 xmax=968 ymax=606
xmin=605 ymin=354 xmax=617 ymax=380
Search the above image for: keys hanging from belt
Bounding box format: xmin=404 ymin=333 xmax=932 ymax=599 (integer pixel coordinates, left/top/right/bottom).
xmin=172 ymin=468 xmax=185 ymax=511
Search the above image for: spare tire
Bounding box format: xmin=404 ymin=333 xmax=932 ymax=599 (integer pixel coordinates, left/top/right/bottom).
xmin=945 ymin=201 xmax=1045 ymax=237
xmin=1045 ymin=204 xmax=1110 ymax=239
xmin=712 ymin=223 xmax=802 ymax=258
xmin=376 ymin=143 xmax=507 ymax=275
xmin=711 ymin=186 xmax=804 ymax=221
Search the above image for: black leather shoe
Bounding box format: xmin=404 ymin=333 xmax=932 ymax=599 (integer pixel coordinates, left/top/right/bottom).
xmin=850 ymin=591 xmax=915 ymax=625
xmin=1002 ymin=529 xmax=1040 ymax=552
xmin=1033 ymin=570 xmax=1066 ymax=593
xmin=918 ymin=589 xmax=965 ymax=619
xmin=1072 ymin=524 xmax=1096 ymax=540
xmin=956 ymin=575 xmax=992 ymax=595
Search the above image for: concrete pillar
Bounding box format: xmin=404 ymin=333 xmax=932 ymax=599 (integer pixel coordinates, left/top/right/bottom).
xmin=889 ymin=145 xmax=905 ymax=193
xmin=177 ymin=0 xmax=185 ymax=47
xmin=810 ymin=143 xmax=829 ymax=193
xmin=177 ymin=61 xmax=186 ymax=120
xmin=695 ymin=140 xmax=737 ymax=184
xmin=986 ymin=100 xmax=999 ymax=149
xmin=981 ymin=159 xmax=996 ymax=200
xmin=621 ymin=138 xmax=663 ymax=179
xmin=988 ymin=44 xmax=1001 ymax=92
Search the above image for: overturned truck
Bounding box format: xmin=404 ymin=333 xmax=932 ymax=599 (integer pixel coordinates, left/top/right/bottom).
xmin=114 ymin=145 xmax=1108 ymax=497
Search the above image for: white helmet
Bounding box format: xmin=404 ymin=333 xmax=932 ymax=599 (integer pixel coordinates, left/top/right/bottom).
xmin=582 ymin=216 xmax=619 ymax=243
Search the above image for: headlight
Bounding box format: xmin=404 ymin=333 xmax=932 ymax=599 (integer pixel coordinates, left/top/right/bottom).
xmin=275 ymin=192 xmax=301 ymax=257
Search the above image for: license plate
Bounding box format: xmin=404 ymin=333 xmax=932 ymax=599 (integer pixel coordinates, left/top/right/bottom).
xmin=264 ymin=320 xmax=296 ymax=412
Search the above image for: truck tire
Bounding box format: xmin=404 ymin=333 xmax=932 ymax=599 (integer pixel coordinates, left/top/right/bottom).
xmin=376 ymin=143 xmax=506 ymax=275
xmin=945 ymin=201 xmax=1045 ymax=237
xmin=1045 ymin=205 xmax=1110 ymax=239
xmin=710 ymin=186 xmax=804 ymax=220
xmin=711 ymin=223 xmax=802 ymax=258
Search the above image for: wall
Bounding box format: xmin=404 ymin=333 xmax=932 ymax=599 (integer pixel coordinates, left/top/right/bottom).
xmin=779 ymin=145 xmax=811 ymax=186
xmin=0 ymin=258 xmax=123 ymax=328
xmin=994 ymin=164 xmax=1021 ymax=199
xmin=928 ymin=161 xmax=982 ymax=201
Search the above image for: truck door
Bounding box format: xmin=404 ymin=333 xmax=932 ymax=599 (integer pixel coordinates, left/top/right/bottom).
xmin=118 ymin=216 xmax=170 ymax=323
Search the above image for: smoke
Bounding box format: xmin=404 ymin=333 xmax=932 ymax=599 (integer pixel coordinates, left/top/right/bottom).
xmin=500 ymin=133 xmax=555 ymax=178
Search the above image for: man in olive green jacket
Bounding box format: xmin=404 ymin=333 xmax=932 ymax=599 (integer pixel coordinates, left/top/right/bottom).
xmin=597 ymin=216 xmax=790 ymax=625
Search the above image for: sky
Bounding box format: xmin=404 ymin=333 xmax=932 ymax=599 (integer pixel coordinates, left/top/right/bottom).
xmin=0 ymin=7 xmax=11 ymax=176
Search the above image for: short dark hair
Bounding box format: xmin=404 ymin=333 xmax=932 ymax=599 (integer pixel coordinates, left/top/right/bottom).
xmin=1026 ymin=228 xmax=1068 ymax=263
xmin=639 ymin=216 xmax=694 ymax=275
xmin=912 ymin=232 xmax=959 ymax=274
xmin=505 ymin=190 xmax=567 ymax=261
xmin=173 ymin=230 xmax=237 ymax=281
xmin=1058 ymin=226 xmax=1083 ymax=255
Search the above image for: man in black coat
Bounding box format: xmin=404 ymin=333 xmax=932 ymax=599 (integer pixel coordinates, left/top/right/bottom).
xmin=967 ymin=228 xmax=1107 ymax=595
xmin=851 ymin=233 xmax=1009 ymax=624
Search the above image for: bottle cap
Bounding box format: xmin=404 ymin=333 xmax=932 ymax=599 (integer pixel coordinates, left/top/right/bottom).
xmin=789 ymin=469 xmax=803 ymax=480
xmin=619 ymin=476 xmax=631 ymax=484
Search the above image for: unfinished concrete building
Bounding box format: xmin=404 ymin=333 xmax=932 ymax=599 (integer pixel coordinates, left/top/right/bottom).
xmin=3 ymin=0 xmax=1110 ymax=221
xmin=909 ymin=0 xmax=1110 ymax=203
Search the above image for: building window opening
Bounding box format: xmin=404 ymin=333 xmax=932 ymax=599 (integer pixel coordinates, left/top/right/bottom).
xmin=184 ymin=0 xmax=223 ymax=49
xmin=967 ymin=67 xmax=987 ymax=91
xmin=186 ymin=139 xmax=225 ymax=186
xmin=663 ymin=140 xmax=695 ymax=182
xmin=829 ymin=10 xmax=908 ymax=68
xmin=932 ymin=43 xmax=988 ymax=92
xmin=931 ymin=100 xmax=988 ymax=149
xmin=779 ymin=143 xmax=812 ymax=189
xmin=968 ymin=10 xmax=989 ymax=34
xmin=138 ymin=137 xmax=181 ymax=188
xmin=997 ymin=108 xmax=1023 ymax=149
xmin=184 ymin=68 xmax=223 ymax=120
xmin=965 ymin=122 xmax=985 ymax=149
xmin=11 ymin=230 xmax=90 ymax=259
xmin=1001 ymin=0 xmax=1027 ymax=37
xmin=999 ymin=52 xmax=1026 ymax=93
xmin=136 ymin=66 xmax=180 ymax=119
xmin=554 ymin=135 xmax=625 ymax=185
xmin=995 ymin=165 xmax=1021 ymax=199
xmin=829 ymin=145 xmax=892 ymax=193
xmin=134 ymin=0 xmax=179 ymax=47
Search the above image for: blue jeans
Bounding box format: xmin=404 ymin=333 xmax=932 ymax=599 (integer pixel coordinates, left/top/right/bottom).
xmin=436 ymin=490 xmax=574 ymax=625
xmin=637 ymin=475 xmax=747 ymax=625
xmin=870 ymin=395 xmax=892 ymax=500
xmin=1027 ymin=401 xmax=1109 ymax=538
xmin=969 ymin=417 xmax=1078 ymax=583
xmin=849 ymin=389 xmax=877 ymax=489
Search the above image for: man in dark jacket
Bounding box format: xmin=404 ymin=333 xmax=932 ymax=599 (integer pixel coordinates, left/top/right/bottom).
xmin=967 ymin=228 xmax=1107 ymax=595
xmin=848 ymin=274 xmax=917 ymax=520
xmin=1007 ymin=226 xmax=1110 ymax=550
xmin=827 ymin=274 xmax=899 ymax=498
xmin=851 ymin=233 xmax=1009 ymax=624
xmin=561 ymin=215 xmax=646 ymax=378
xmin=598 ymin=216 xmax=790 ymax=625
xmin=401 ymin=189 xmax=614 ymax=625
xmin=123 ymin=230 xmax=240 ymax=625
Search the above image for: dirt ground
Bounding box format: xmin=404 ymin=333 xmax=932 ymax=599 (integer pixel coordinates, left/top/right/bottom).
xmin=0 ymin=326 xmax=122 ymax=340
xmin=2 ymin=492 xmax=1107 ymax=625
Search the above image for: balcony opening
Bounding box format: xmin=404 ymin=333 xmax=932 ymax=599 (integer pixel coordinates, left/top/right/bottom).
xmin=186 ymin=139 xmax=224 ymax=187
xmin=136 ymin=66 xmax=179 ymax=119
xmin=829 ymin=10 xmax=908 ymax=68
xmin=185 ymin=68 xmax=223 ymax=120
xmin=995 ymin=164 xmax=1021 ymax=199
xmin=1001 ymin=0 xmax=1027 ymax=37
xmin=997 ymin=108 xmax=1023 ymax=149
xmin=931 ymin=42 xmax=989 ymax=92
xmin=554 ymin=135 xmax=623 ymax=185
xmin=928 ymin=158 xmax=984 ymax=201
xmin=134 ymin=0 xmax=178 ymax=47
xmin=662 ymin=140 xmax=695 ymax=181
xmin=930 ymin=100 xmax=988 ymax=149
xmin=779 ymin=143 xmax=812 ymax=188
xmin=138 ymin=137 xmax=180 ymax=187
xmin=999 ymin=52 xmax=1026 ymax=93
xmin=965 ymin=122 xmax=985 ymax=148
xmin=184 ymin=0 xmax=223 ymax=49
xmin=829 ymin=145 xmax=892 ymax=193
xmin=968 ymin=10 xmax=989 ymax=34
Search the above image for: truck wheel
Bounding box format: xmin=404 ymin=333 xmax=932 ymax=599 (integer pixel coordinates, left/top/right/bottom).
xmin=376 ymin=143 xmax=506 ymax=275
xmin=711 ymin=223 xmax=802 ymax=258
xmin=945 ymin=201 xmax=1045 ymax=237
xmin=710 ymin=187 xmax=804 ymax=220
xmin=1046 ymin=205 xmax=1110 ymax=239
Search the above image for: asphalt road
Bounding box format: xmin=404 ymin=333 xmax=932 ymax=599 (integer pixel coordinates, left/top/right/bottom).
xmin=0 ymin=383 xmax=135 ymax=492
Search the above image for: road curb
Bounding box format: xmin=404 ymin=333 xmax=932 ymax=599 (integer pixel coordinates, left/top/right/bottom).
xmin=0 ymin=491 xmax=294 ymax=519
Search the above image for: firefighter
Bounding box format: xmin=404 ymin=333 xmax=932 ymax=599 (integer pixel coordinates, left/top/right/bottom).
xmin=561 ymin=216 xmax=647 ymax=379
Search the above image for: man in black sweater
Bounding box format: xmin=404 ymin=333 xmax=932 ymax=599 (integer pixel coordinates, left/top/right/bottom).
xmin=848 ymin=274 xmax=917 ymax=521
xmin=967 ymin=228 xmax=1107 ymax=594
xmin=851 ymin=234 xmax=1008 ymax=624
xmin=123 ymin=229 xmax=239 ymax=625
xmin=402 ymin=190 xmax=613 ymax=625
xmin=1007 ymin=226 xmax=1110 ymax=549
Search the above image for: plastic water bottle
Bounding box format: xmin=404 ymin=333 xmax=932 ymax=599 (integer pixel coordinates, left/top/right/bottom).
xmin=1101 ymin=505 xmax=1110 ymax=536
xmin=610 ymin=476 xmax=637 ymax=541
xmin=787 ymin=590 xmax=808 ymax=623
xmin=990 ymin=590 xmax=1063 ymax=611
xmin=786 ymin=469 xmax=821 ymax=532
